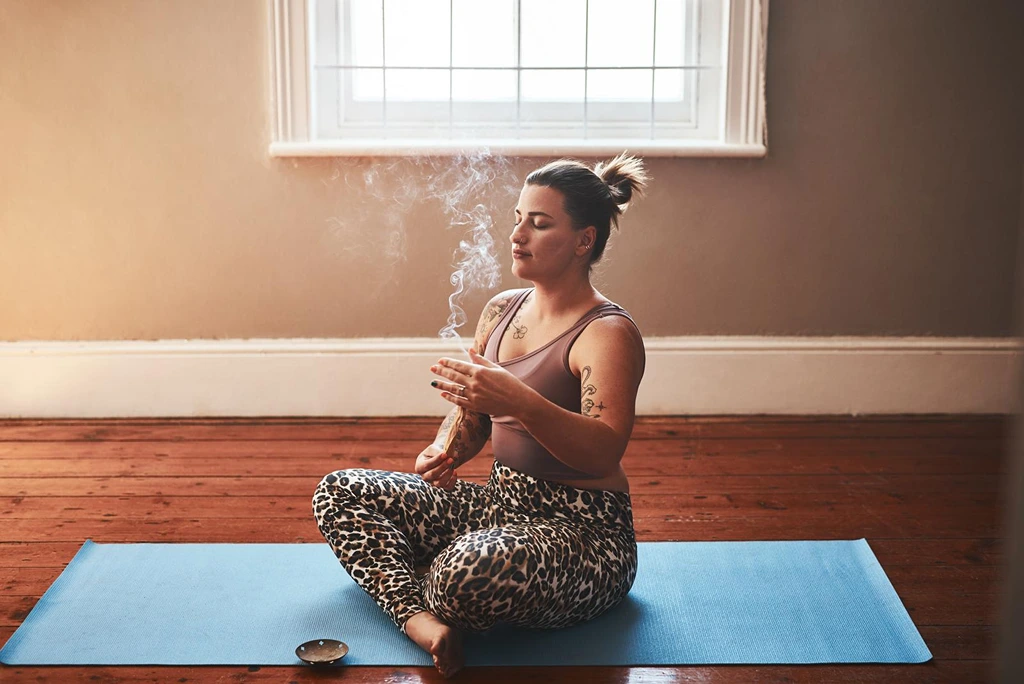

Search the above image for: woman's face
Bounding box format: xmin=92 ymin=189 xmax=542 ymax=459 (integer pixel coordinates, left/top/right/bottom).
xmin=510 ymin=184 xmax=590 ymax=281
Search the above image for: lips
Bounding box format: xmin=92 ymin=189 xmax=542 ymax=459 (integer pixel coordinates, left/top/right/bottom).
xmin=512 ymin=249 xmax=531 ymax=258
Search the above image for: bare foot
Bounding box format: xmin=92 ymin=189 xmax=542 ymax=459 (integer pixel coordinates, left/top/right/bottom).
xmin=404 ymin=611 xmax=465 ymax=678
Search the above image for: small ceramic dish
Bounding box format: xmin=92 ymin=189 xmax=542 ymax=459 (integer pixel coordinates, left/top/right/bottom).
xmin=295 ymin=638 xmax=349 ymax=665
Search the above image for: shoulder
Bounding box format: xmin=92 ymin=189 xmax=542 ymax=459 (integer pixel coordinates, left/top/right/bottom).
xmin=474 ymin=288 xmax=528 ymax=347
xmin=577 ymin=314 xmax=644 ymax=351
xmin=569 ymin=312 xmax=645 ymax=378
xmin=487 ymin=288 xmax=528 ymax=311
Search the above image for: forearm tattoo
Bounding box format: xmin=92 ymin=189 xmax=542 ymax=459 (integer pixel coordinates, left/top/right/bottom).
xmin=429 ymin=292 xmax=509 ymax=465
xmin=453 ymin=411 xmax=491 ymax=466
xmin=580 ymin=365 xmax=606 ymax=419
xmin=435 ymin=408 xmax=491 ymax=467
xmin=436 ymin=410 xmax=457 ymax=441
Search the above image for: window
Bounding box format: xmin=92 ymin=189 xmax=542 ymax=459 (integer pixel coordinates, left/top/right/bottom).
xmin=270 ymin=0 xmax=768 ymax=156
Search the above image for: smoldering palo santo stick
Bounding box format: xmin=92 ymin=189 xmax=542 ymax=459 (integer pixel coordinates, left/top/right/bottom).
xmin=442 ymin=406 xmax=465 ymax=460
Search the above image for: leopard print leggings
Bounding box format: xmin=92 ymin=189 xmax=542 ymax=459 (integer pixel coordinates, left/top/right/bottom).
xmin=312 ymin=459 xmax=637 ymax=635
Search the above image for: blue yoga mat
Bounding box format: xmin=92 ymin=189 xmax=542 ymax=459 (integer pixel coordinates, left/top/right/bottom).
xmin=0 ymin=539 xmax=931 ymax=666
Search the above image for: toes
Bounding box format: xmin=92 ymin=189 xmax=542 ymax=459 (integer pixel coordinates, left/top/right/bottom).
xmin=432 ymin=634 xmax=447 ymax=658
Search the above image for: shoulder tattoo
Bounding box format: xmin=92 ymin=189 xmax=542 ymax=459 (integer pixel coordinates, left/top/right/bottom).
xmin=475 ymin=293 xmax=515 ymax=348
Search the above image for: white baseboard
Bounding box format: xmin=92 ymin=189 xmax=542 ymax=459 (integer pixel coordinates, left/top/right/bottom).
xmin=0 ymin=337 xmax=1020 ymax=418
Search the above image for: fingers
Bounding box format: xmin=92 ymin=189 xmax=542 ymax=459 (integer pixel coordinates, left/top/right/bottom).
xmin=423 ymin=456 xmax=455 ymax=483
xmin=468 ymin=348 xmax=495 ymax=366
xmin=415 ymin=447 xmax=447 ymax=475
xmin=427 ymin=464 xmax=458 ymax=490
xmin=439 ymin=391 xmax=467 ymax=407
xmin=437 ymin=466 xmax=458 ymax=490
xmin=415 ymin=444 xmax=458 ymax=489
xmin=430 ymin=379 xmax=464 ymax=395
xmin=432 ymin=358 xmax=473 ymax=380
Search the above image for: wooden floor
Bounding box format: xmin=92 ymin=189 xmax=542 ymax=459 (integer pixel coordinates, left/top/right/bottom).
xmin=0 ymin=415 xmax=1013 ymax=683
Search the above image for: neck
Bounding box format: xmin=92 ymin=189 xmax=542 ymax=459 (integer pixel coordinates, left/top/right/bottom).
xmin=526 ymin=271 xmax=596 ymax=321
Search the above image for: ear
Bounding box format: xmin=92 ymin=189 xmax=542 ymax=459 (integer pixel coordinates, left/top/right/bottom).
xmin=576 ymin=226 xmax=597 ymax=256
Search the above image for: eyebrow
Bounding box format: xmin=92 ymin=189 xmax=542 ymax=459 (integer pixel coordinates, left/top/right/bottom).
xmin=514 ymin=209 xmax=554 ymax=218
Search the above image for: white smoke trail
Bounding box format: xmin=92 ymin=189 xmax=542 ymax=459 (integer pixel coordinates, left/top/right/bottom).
xmin=321 ymin=152 xmax=519 ymax=344
xmin=432 ymin=154 xmax=512 ymax=349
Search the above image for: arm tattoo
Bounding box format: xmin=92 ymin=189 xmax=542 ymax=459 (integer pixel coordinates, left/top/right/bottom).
xmin=436 ymin=410 xmax=456 ymax=440
xmin=474 ymin=293 xmax=515 ymax=350
xmin=451 ymin=412 xmax=488 ymax=466
xmin=428 ymin=292 xmax=509 ymax=466
xmin=475 ymin=301 xmax=503 ymax=344
xmin=434 ymin=408 xmax=492 ymax=467
xmin=580 ymin=365 xmax=605 ymax=419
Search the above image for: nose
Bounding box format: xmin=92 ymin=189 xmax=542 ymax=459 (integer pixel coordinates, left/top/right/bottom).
xmin=511 ymin=224 xmax=526 ymax=245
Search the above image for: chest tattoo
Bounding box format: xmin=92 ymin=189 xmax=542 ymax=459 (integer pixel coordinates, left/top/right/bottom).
xmin=511 ymin=294 xmax=530 ymax=340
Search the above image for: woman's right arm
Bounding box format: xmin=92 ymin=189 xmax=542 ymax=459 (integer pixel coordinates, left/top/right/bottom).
xmin=431 ymin=406 xmax=491 ymax=467
xmin=417 ymin=289 xmax=521 ymax=484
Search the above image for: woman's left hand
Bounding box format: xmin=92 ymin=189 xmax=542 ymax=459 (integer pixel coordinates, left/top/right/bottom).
xmin=430 ymin=349 xmax=534 ymax=417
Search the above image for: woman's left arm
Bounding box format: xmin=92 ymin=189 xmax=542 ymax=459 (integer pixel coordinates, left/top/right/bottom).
xmin=517 ymin=317 xmax=645 ymax=477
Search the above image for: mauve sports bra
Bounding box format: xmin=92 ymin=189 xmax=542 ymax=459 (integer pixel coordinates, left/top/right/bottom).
xmin=482 ymin=288 xmax=645 ymax=481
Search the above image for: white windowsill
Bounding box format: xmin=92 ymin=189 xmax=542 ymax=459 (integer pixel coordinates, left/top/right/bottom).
xmin=268 ymin=140 xmax=768 ymax=158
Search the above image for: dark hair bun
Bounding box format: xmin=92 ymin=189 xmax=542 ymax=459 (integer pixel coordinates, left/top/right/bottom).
xmin=594 ymin=152 xmax=649 ymax=209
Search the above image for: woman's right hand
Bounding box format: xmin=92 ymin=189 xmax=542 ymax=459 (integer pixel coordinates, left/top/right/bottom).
xmin=415 ymin=444 xmax=458 ymax=490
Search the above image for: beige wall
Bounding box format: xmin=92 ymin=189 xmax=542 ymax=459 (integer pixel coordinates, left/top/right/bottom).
xmin=1 ymin=0 xmax=1022 ymax=341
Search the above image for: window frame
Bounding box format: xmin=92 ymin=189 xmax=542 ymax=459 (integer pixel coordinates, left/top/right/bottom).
xmin=268 ymin=0 xmax=768 ymax=157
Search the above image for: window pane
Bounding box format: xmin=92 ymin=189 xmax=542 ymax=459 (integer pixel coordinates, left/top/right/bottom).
xmin=521 ymin=69 xmax=585 ymax=101
xmin=588 ymin=68 xmax=653 ymax=101
xmin=343 ymin=68 xmax=385 ymax=126
xmin=349 ymin=0 xmax=383 ymax=66
xmin=520 ymin=0 xmax=586 ymax=68
xmin=654 ymin=67 xmax=685 ymax=102
xmin=452 ymin=0 xmax=515 ymax=67
xmin=452 ymin=69 xmax=516 ymax=101
xmin=655 ymin=0 xmax=687 ymax=67
xmin=587 ymin=0 xmax=654 ymax=67
xmin=383 ymin=0 xmax=450 ymax=67
xmin=351 ymin=68 xmax=383 ymax=101
xmin=386 ymin=68 xmax=450 ymax=101
xmin=654 ymin=68 xmax=697 ymax=131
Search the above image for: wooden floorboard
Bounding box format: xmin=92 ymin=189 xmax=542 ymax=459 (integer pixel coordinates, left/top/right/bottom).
xmin=0 ymin=415 xmax=1012 ymax=683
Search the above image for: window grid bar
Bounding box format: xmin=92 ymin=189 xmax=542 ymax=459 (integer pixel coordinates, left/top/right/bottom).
xmin=515 ymin=0 xmax=522 ymax=136
xmin=448 ymin=0 xmax=453 ymax=137
xmin=695 ymin=0 xmax=702 ymax=132
xmin=334 ymin=0 xmax=340 ymax=131
xmin=686 ymin=0 xmax=698 ymax=125
xmin=282 ymin=0 xmax=291 ymax=135
xmin=381 ymin=1 xmax=387 ymax=129
xmin=650 ymin=0 xmax=658 ymax=139
xmin=315 ymin=64 xmax=713 ymax=71
xmin=583 ymin=0 xmax=589 ymax=139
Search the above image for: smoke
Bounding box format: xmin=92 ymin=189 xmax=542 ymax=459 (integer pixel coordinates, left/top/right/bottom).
xmin=321 ymin=151 xmax=519 ymax=347
xmin=431 ymin=153 xmax=516 ymax=348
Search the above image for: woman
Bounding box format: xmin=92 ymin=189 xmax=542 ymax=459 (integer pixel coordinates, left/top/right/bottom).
xmin=313 ymin=153 xmax=648 ymax=678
